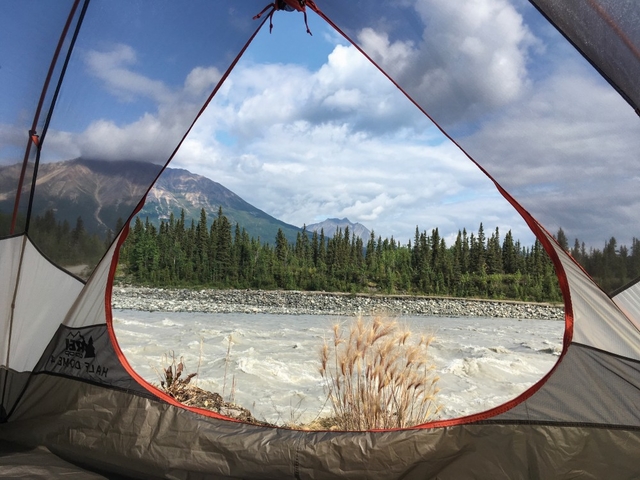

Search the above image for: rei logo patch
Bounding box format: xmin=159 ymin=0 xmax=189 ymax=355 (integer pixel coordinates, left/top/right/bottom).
xmin=64 ymin=332 xmax=96 ymax=359
xmin=47 ymin=329 xmax=109 ymax=379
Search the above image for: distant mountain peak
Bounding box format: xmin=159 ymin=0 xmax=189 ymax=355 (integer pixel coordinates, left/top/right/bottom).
xmin=306 ymin=218 xmax=371 ymax=240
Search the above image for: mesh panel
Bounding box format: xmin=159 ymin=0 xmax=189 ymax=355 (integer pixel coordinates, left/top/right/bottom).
xmin=0 ymin=1 xmax=78 ymax=237
xmin=531 ymin=0 xmax=640 ymax=113
xmin=318 ymin=1 xmax=640 ymax=258
xmin=497 ymin=343 xmax=640 ymax=425
xmin=1 ymin=1 xmax=262 ymax=275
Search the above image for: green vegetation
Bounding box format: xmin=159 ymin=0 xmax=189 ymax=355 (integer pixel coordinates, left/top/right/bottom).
xmin=4 ymin=209 xmax=638 ymax=300
xmin=560 ymin=229 xmax=640 ymax=294
xmin=118 ymin=207 xmax=564 ymax=302
xmin=0 ymin=210 xmax=109 ymax=274
xmin=116 ymin=208 xmax=640 ymax=302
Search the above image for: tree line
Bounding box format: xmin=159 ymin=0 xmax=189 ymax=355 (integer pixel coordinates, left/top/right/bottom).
xmin=555 ymin=228 xmax=640 ymax=294
xmin=5 ymin=208 xmax=638 ymax=301
xmin=0 ymin=210 xmax=108 ymax=270
xmin=120 ymin=207 xmax=565 ymax=302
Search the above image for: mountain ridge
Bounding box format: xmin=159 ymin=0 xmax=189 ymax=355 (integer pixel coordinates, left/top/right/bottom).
xmin=0 ymin=158 xmax=302 ymax=244
xmin=1 ymin=158 xmax=373 ymax=245
xmin=306 ymin=217 xmax=371 ymax=240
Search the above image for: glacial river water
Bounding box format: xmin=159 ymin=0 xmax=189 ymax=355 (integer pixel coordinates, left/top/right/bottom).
xmin=113 ymin=310 xmax=564 ymax=425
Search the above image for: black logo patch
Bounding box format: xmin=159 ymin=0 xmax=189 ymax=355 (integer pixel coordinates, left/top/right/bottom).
xmin=64 ymin=332 xmax=96 ymax=359
xmin=45 ymin=328 xmax=109 ymax=379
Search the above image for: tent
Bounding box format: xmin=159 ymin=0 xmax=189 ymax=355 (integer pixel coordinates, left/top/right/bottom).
xmin=1 ymin=0 xmax=640 ymax=478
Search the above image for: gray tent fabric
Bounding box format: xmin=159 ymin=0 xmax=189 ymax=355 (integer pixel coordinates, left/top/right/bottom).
xmin=34 ymin=324 xmax=153 ymax=395
xmin=530 ymin=0 xmax=640 ymax=114
xmin=2 ymin=1 xmax=640 ymax=478
xmin=3 ymin=373 xmax=640 ymax=479
xmin=0 ymin=442 xmax=114 ymax=480
xmin=496 ymin=343 xmax=640 ymax=425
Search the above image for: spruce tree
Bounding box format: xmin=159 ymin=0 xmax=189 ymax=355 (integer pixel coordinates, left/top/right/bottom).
xmin=556 ymin=228 xmax=569 ymax=251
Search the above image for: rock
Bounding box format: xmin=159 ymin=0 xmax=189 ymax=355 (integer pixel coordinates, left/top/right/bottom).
xmin=111 ymin=286 xmax=564 ymax=320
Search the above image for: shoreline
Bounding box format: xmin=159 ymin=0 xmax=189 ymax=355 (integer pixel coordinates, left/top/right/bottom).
xmin=111 ymin=286 xmax=564 ymax=320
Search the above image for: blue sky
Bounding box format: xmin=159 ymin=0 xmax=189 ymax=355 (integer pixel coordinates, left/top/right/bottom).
xmin=174 ymin=12 xmax=509 ymax=245
xmin=2 ymin=0 xmax=639 ymax=249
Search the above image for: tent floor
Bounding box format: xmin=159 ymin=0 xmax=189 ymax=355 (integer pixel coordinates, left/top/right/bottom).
xmin=0 ymin=441 xmax=133 ymax=479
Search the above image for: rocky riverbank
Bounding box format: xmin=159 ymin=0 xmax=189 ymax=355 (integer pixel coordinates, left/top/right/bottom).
xmin=111 ymin=286 xmax=564 ymax=320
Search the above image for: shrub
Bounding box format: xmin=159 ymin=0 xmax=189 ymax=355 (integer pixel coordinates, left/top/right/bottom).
xmin=319 ymin=315 xmax=440 ymax=430
xmin=156 ymin=351 xmax=197 ymax=400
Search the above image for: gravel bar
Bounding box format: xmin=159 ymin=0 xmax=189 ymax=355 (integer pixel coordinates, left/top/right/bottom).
xmin=111 ymin=286 xmax=564 ymax=320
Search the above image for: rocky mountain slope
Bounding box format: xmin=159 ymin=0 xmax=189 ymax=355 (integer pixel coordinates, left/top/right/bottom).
xmin=306 ymin=217 xmax=371 ymax=240
xmin=0 ymin=158 xmax=302 ymax=243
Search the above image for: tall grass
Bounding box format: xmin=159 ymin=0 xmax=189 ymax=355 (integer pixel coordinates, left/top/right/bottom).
xmin=319 ymin=315 xmax=440 ymax=430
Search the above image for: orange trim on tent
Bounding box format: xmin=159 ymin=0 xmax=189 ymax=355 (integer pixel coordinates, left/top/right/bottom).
xmin=312 ymin=6 xmax=577 ymax=431
xmin=103 ymin=12 xmax=279 ymax=425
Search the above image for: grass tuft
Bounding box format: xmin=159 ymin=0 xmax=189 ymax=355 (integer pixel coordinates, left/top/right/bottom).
xmin=319 ymin=314 xmax=441 ymax=430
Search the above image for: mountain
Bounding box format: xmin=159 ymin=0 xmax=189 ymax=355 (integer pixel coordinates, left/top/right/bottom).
xmin=306 ymin=218 xmax=371 ymax=240
xmin=142 ymin=167 xmax=302 ymax=243
xmin=0 ymin=158 xmax=302 ymax=244
xmin=0 ymin=158 xmax=155 ymax=236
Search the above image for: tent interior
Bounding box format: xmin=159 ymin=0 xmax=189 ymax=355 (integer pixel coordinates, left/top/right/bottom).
xmin=1 ymin=1 xmax=640 ymax=478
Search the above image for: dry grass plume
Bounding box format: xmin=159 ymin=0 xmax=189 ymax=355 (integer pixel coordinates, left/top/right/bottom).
xmin=319 ymin=314 xmax=441 ymax=430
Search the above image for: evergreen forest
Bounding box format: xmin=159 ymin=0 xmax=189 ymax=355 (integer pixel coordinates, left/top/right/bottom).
xmin=1 ymin=210 xmax=109 ymax=270
xmin=3 ymin=208 xmax=639 ymax=302
xmin=118 ymin=208 xmax=640 ymax=302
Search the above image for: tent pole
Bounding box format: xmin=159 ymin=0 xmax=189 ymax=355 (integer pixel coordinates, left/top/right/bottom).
xmin=9 ymin=0 xmax=82 ymax=235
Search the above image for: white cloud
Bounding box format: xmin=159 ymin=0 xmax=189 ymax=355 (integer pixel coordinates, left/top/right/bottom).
xmin=155 ymin=26 xmax=534 ymax=244
xmin=462 ymin=62 xmax=640 ymax=246
xmin=356 ymin=28 xmax=415 ymax=80
xmin=77 ymin=114 xmax=178 ymax=161
xmin=356 ymin=0 xmax=537 ymax=127
xmin=37 ymin=0 xmax=638 ymax=249
xmin=184 ymin=66 xmax=223 ymax=97
xmin=84 ymin=44 xmax=172 ymax=104
xmin=0 ymin=124 xmax=27 ymax=161
xmin=322 ymin=88 xmax=362 ymax=110
xmin=41 ymin=45 xmax=226 ymax=163
xmin=181 ymin=101 xmax=516 ymax=244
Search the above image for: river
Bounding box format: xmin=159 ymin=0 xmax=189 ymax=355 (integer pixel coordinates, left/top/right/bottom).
xmin=113 ymin=310 xmax=564 ymax=425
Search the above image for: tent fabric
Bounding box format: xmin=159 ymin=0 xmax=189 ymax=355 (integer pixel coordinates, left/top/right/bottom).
xmin=61 ymin=234 xmax=122 ymax=330
xmin=496 ymin=342 xmax=640 ymax=425
xmin=1 ymin=236 xmax=84 ymax=372
xmin=613 ymin=280 xmax=640 ymax=323
xmin=543 ymin=229 xmax=640 ymax=358
xmin=4 ymin=372 xmax=640 ymax=479
xmin=530 ymin=0 xmax=640 ymax=115
xmin=0 ymin=236 xmax=22 ymax=364
xmin=0 ymin=442 xmax=113 ymax=480
xmin=1 ymin=0 xmax=640 ymax=478
xmin=33 ymin=323 xmax=153 ymax=396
